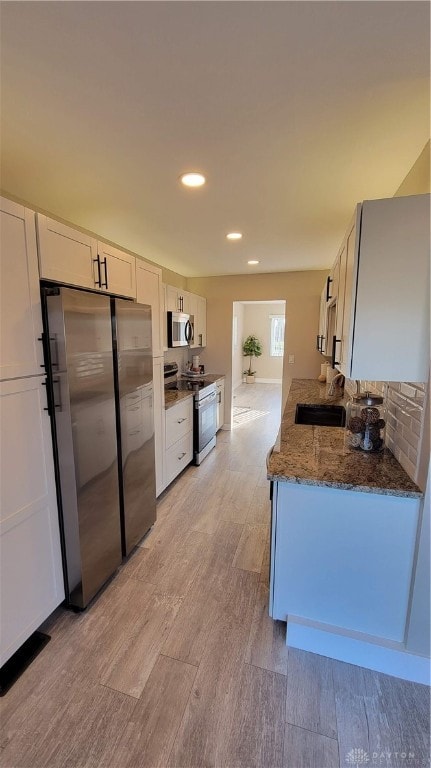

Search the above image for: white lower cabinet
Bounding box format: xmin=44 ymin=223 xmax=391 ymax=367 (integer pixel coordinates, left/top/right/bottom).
xmin=164 ymin=398 xmax=193 ymax=487
xmin=165 ymin=398 xmax=193 ymax=449
xmin=164 ymin=432 xmax=193 ymax=487
xmin=0 ymin=377 xmax=64 ymax=667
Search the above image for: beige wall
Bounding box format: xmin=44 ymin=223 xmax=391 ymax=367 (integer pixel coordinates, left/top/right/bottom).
xmin=394 ymin=141 xmax=430 ymax=198
xmin=242 ymin=303 xmax=285 ymax=382
xmin=187 ymin=271 xmax=326 ymax=427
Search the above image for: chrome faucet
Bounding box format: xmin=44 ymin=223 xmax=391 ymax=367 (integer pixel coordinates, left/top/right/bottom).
xmin=328 ymin=372 xmax=345 ymax=396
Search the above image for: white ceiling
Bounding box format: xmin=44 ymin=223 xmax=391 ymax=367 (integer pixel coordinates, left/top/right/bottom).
xmin=1 ymin=2 xmax=429 ymax=277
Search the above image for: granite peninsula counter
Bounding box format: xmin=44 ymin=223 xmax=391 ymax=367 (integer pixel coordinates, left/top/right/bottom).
xmin=267 ymin=379 xmax=426 ymax=683
xmin=267 ymin=378 xmax=421 ymax=498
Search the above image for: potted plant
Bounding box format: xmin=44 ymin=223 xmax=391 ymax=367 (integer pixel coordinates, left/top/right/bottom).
xmin=242 ymin=335 xmax=262 ymax=383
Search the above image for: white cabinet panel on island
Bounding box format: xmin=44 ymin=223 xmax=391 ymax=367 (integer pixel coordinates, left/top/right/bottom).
xmin=271 ymin=482 xmax=419 ymax=643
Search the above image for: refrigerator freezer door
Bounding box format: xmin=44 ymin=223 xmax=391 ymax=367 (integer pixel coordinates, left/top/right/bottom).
xmin=114 ymin=299 xmax=156 ymax=556
xmin=46 ymin=288 xmax=122 ymax=609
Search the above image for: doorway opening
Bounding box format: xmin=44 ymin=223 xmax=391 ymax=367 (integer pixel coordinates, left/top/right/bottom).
xmin=231 ymin=300 xmax=286 ymax=431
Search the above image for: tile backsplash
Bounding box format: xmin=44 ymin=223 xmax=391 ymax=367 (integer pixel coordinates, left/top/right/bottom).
xmin=345 ymin=378 xmax=428 ymax=484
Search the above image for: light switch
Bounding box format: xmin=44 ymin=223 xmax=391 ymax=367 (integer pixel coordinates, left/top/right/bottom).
xmin=288 ymin=355 xmax=295 ymax=364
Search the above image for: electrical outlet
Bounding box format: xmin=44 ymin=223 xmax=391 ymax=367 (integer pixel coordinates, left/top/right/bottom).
xmin=288 ymin=354 xmax=295 ymax=364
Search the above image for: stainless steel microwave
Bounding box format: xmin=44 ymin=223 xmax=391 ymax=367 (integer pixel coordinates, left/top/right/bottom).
xmin=167 ymin=311 xmax=194 ymax=347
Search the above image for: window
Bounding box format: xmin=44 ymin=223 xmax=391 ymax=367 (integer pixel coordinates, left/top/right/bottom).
xmin=270 ymin=315 xmax=285 ymax=357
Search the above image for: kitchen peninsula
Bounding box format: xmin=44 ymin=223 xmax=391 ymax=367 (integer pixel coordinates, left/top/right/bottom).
xmin=267 ymin=379 xmax=426 ymax=684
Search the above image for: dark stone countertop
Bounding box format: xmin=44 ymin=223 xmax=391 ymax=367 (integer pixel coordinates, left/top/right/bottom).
xmin=266 ymin=379 xmax=422 ymax=498
xmin=164 ymin=389 xmax=194 ymax=410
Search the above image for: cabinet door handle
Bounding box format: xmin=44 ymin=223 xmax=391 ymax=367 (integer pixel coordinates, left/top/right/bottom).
xmin=178 ymin=452 xmax=186 ymax=460
xmin=326 ymin=276 xmax=333 ymax=302
xmin=331 ymin=335 xmax=341 ymax=368
xmin=177 ymin=417 xmax=186 ymax=423
xmin=316 ymin=334 xmax=321 ymax=351
xmin=93 ymin=256 xmax=102 ymax=287
xmin=101 ymin=257 xmax=108 ymax=289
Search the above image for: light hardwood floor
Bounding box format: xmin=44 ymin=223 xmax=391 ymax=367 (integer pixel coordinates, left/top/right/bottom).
xmin=1 ymin=383 xmax=429 ymax=768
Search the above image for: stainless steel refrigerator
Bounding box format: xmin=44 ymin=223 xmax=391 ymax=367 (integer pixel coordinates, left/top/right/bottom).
xmin=42 ymin=286 xmax=156 ymax=609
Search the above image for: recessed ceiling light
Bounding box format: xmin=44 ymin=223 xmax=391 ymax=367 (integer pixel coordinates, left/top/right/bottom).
xmin=248 ymin=260 xmax=259 ymax=265
xmin=180 ymin=172 xmax=206 ymax=188
xmin=226 ymin=232 xmax=243 ymax=241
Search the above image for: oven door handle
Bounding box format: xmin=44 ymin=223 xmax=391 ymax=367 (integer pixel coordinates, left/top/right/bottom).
xmin=195 ymin=391 xmax=217 ymax=408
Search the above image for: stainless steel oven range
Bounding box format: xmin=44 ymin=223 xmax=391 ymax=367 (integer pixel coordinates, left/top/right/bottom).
xmin=164 ymin=363 xmax=217 ymax=465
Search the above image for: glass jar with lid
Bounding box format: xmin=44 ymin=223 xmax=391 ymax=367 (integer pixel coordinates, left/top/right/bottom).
xmin=345 ymin=391 xmax=386 ymax=452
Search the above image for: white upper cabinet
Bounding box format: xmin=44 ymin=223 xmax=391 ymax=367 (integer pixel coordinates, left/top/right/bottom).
xmin=195 ymin=295 xmax=207 ymax=348
xmin=165 ymin=285 xmax=194 ymax=314
xmin=136 ymin=260 xmax=163 ymax=357
xmin=317 ymin=282 xmax=328 ymax=355
xmin=37 ymin=214 xmax=136 ymax=298
xmin=96 ymin=242 xmax=136 ymax=299
xmin=37 ymin=214 xmax=98 ymax=290
xmin=1 ymin=198 xmax=44 ymax=380
xmin=329 ymin=195 xmax=429 ymax=382
xmin=187 ymin=292 xmax=199 ymax=348
xmin=164 ymin=284 xmax=206 ymax=348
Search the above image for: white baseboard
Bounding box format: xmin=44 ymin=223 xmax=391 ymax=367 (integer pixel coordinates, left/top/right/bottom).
xmin=286 ymin=617 xmax=430 ymax=685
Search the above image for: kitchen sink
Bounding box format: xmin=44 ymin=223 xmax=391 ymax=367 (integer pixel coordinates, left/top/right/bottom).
xmin=294 ymin=403 xmax=346 ymax=427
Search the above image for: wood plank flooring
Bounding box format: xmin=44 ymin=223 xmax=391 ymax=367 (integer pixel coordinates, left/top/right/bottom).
xmin=1 ymin=383 xmax=429 ymax=768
